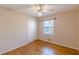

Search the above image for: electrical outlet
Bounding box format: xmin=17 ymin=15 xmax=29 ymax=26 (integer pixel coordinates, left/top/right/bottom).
xmin=48 ymin=39 xmax=51 ymax=41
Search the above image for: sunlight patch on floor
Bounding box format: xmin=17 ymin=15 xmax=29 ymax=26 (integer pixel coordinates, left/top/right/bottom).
xmin=42 ymin=47 xmax=55 ymax=55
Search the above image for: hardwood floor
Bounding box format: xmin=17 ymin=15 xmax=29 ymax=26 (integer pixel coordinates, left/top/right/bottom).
xmin=3 ymin=40 xmax=79 ymax=55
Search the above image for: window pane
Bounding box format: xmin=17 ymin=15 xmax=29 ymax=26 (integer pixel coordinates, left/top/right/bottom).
xmin=43 ymin=20 xmax=54 ymax=35
xmin=44 ymin=27 xmax=50 ymax=34
xmin=49 ymin=27 xmax=54 ymax=35
xmin=43 ymin=21 xmax=49 ymax=27
xmin=50 ymin=20 xmax=54 ymax=27
xmin=43 ymin=20 xmax=54 ymax=27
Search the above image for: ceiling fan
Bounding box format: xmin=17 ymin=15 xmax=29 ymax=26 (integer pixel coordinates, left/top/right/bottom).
xmin=33 ymin=4 xmax=49 ymax=17
xmin=33 ymin=4 xmax=54 ymax=17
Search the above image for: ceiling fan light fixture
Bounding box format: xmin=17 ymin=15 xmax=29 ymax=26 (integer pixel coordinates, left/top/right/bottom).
xmin=42 ymin=9 xmax=48 ymax=12
xmin=38 ymin=12 xmax=42 ymax=17
xmin=42 ymin=4 xmax=48 ymax=10
xmin=33 ymin=4 xmax=50 ymax=17
xmin=33 ymin=5 xmax=40 ymax=12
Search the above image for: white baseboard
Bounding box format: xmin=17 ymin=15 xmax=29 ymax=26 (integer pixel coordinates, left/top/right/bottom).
xmin=38 ymin=39 xmax=79 ymax=51
xmin=1 ymin=39 xmax=78 ymax=54
xmin=0 ymin=40 xmax=36 ymax=55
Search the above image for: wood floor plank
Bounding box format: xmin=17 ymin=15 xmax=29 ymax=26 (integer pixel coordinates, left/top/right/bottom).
xmin=3 ymin=40 xmax=79 ymax=55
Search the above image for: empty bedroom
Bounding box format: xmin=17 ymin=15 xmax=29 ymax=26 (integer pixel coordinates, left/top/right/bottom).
xmin=0 ymin=4 xmax=79 ymax=55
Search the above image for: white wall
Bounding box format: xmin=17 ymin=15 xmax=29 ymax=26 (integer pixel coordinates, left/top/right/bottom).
xmin=0 ymin=6 xmax=37 ymax=54
xmin=38 ymin=9 xmax=79 ymax=50
xmin=27 ymin=19 xmax=37 ymax=43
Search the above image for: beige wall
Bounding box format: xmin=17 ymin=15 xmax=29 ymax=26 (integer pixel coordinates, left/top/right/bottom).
xmin=0 ymin=6 xmax=37 ymax=54
xmin=77 ymin=9 xmax=79 ymax=50
xmin=54 ymin=10 xmax=78 ymax=50
xmin=38 ymin=9 xmax=79 ymax=50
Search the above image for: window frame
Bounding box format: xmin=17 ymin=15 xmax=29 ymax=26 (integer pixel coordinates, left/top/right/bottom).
xmin=42 ymin=19 xmax=55 ymax=35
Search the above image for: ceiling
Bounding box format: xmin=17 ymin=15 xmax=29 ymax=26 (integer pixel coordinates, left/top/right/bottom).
xmin=1 ymin=4 xmax=79 ymax=17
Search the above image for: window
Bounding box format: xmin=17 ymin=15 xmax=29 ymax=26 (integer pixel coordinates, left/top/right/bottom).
xmin=43 ymin=20 xmax=54 ymax=35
